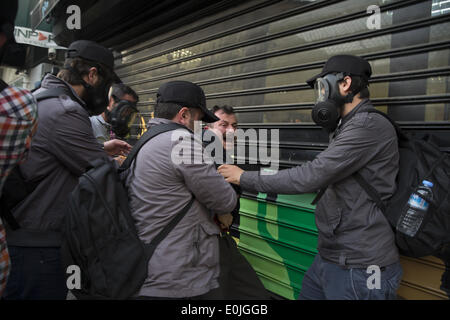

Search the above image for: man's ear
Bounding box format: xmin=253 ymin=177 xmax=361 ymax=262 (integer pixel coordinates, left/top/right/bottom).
xmin=179 ymin=107 xmax=190 ymax=119
xmin=340 ymin=76 xmax=353 ymax=95
xmin=87 ymin=67 xmax=99 ymax=84
xmin=171 ymin=107 xmax=190 ymax=126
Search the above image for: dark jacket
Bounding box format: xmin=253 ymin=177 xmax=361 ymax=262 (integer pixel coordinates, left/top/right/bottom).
xmin=202 ymin=128 xmax=241 ymax=233
xmin=240 ymin=99 xmax=400 ymax=268
xmin=6 ymin=74 xmax=109 ymax=247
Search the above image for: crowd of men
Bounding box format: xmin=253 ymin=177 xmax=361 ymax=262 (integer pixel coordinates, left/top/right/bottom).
xmin=0 ymin=0 xmax=405 ymax=300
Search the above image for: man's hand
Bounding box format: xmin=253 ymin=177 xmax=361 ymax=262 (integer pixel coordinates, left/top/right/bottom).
xmin=218 ymin=164 xmax=244 ymax=185
xmin=217 ymin=213 xmax=233 ymax=230
xmin=114 ymin=155 xmax=126 ymax=166
xmin=104 ymin=139 xmax=131 ymax=157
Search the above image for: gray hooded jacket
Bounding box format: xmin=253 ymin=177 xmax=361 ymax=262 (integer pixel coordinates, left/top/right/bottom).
xmin=6 ymin=74 xmax=109 ymax=247
xmin=240 ymin=99 xmax=400 ymax=268
xmin=125 ymin=117 xmax=237 ymax=298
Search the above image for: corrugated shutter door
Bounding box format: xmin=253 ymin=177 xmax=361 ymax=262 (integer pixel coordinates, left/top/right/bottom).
xmin=115 ymin=0 xmax=450 ymax=299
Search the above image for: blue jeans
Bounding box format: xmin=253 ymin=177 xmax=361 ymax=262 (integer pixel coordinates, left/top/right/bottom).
xmin=2 ymin=246 xmax=67 ymax=300
xmin=298 ymin=254 xmax=403 ymax=300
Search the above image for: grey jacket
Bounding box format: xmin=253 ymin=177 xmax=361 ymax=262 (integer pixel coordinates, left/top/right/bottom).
xmin=6 ymin=74 xmax=109 ymax=247
xmin=241 ymin=99 xmax=400 ymax=268
xmin=125 ymin=117 xmax=237 ymax=298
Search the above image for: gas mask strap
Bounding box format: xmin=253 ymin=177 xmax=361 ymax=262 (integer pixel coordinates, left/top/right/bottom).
xmin=62 ymin=65 xmax=93 ymax=90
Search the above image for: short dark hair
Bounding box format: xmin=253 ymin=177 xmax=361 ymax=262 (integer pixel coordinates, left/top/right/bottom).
xmin=211 ymin=105 xmax=235 ymax=115
xmin=154 ymin=102 xmax=201 ymax=120
xmin=57 ymin=57 xmax=113 ymax=86
xmin=338 ymin=74 xmax=370 ymax=99
xmin=110 ymin=83 xmax=139 ymax=102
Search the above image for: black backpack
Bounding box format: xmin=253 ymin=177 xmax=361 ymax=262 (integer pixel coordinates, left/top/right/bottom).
xmin=352 ymin=109 xmax=450 ymax=258
xmin=312 ymin=109 xmax=450 ymax=259
xmin=61 ymin=122 xmax=194 ymax=299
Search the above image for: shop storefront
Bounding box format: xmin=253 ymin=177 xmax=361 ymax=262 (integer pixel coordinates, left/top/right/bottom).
xmin=47 ymin=0 xmax=450 ymax=299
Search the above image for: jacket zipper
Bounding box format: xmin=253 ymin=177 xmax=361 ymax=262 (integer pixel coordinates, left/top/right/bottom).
xmin=193 ymin=224 xmax=200 ymax=265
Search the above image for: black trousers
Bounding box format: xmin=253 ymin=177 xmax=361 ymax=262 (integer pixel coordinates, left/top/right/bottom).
xmin=2 ymin=246 xmax=67 ymax=300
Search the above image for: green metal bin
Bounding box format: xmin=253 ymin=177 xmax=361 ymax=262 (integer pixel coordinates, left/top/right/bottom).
xmin=237 ymin=193 xmax=318 ymax=300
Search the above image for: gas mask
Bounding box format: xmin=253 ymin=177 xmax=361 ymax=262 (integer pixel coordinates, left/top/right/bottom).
xmin=105 ymin=100 xmax=138 ymax=138
xmin=311 ymin=73 xmax=354 ymax=133
xmin=63 ymin=65 xmax=112 ymax=116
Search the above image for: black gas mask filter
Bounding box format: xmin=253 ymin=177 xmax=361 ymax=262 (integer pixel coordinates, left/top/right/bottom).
xmin=81 ymin=79 xmax=111 ymax=116
xmin=311 ymin=73 xmax=355 ymax=133
xmin=105 ymin=99 xmax=138 ymax=139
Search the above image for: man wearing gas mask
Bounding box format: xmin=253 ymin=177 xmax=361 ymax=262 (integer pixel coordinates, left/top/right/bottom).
xmin=90 ymin=83 xmax=139 ymax=144
xmin=2 ymin=40 xmax=131 ymax=300
xmin=218 ymin=55 xmax=402 ymax=300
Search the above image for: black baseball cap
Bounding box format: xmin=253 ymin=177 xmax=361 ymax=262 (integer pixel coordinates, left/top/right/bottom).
xmin=157 ymin=80 xmax=219 ymax=123
xmin=65 ymin=40 xmax=121 ymax=83
xmin=306 ymin=55 xmax=372 ymax=88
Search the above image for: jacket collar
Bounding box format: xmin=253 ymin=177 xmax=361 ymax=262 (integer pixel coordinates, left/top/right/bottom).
xmin=340 ymin=98 xmax=372 ymax=127
xmin=40 ymin=74 xmax=86 ymax=107
xmin=332 ymin=99 xmax=373 ymax=139
xmin=148 ymin=117 xmax=192 ymax=133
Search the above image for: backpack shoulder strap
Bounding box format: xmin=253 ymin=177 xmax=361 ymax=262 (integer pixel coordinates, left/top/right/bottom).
xmin=119 ymin=122 xmax=186 ymax=171
xmin=353 ymin=172 xmax=387 ymax=214
xmin=311 ymin=187 xmax=327 ymax=205
xmin=144 ymin=196 xmax=195 ymax=259
xmin=310 ymin=108 xmax=399 ymax=207
xmin=365 ymin=109 xmax=408 ymax=141
xmin=351 ymin=109 xmax=395 ymax=213
xmin=119 ymin=122 xmax=195 ymax=259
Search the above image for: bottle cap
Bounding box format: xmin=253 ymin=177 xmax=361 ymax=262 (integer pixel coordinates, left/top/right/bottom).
xmin=423 ymin=180 xmax=433 ymax=188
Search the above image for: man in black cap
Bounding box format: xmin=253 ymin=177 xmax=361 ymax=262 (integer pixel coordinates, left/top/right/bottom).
xmin=124 ymin=80 xmax=237 ymax=299
xmin=218 ymin=55 xmax=402 ymax=300
xmin=2 ymin=40 xmax=130 ymax=300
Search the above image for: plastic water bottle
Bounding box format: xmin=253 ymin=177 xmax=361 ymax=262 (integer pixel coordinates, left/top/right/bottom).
xmin=396 ymin=180 xmax=434 ymax=237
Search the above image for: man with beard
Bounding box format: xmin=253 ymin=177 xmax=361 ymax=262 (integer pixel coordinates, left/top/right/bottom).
xmin=2 ymin=40 xmax=130 ymax=300
xmin=203 ymin=105 xmax=240 ymax=235
xmin=206 ymin=105 xmax=238 ymax=157
xmin=125 ymin=80 xmax=237 ymax=299
xmin=203 ymin=106 xmax=269 ymax=299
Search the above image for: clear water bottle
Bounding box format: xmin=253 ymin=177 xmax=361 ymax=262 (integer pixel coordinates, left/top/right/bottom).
xmin=396 ymin=180 xmax=434 ymax=237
